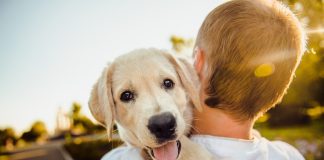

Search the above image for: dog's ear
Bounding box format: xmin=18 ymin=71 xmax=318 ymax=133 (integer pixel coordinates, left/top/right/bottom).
xmin=164 ymin=53 xmax=202 ymax=112
xmin=89 ymin=64 xmax=115 ymax=139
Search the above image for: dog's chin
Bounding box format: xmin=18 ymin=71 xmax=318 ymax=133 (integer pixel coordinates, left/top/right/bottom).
xmin=147 ymin=140 xmax=181 ymax=160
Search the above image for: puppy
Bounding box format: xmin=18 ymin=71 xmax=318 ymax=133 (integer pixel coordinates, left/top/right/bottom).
xmin=89 ymin=48 xmax=212 ymax=160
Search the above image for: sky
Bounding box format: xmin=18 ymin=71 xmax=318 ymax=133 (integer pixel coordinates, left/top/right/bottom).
xmin=0 ymin=0 xmax=224 ymax=134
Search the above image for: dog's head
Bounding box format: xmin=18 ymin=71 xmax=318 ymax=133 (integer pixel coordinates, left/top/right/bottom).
xmin=89 ymin=49 xmax=200 ymax=160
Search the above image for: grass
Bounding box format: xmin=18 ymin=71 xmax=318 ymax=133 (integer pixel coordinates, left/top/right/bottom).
xmin=255 ymin=120 xmax=324 ymax=142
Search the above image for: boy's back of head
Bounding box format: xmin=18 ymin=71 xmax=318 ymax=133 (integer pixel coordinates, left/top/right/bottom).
xmin=196 ymin=0 xmax=306 ymax=120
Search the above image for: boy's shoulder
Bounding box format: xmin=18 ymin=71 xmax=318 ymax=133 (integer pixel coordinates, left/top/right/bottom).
xmin=255 ymin=130 xmax=304 ymax=159
xmin=190 ymin=133 xmax=305 ymax=160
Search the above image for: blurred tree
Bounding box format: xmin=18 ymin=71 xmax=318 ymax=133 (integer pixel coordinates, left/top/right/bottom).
xmin=278 ymin=0 xmax=324 ymax=106
xmin=0 ymin=128 xmax=17 ymax=148
xmin=69 ymin=102 xmax=105 ymax=135
xmin=21 ymin=121 xmax=48 ymax=142
xmin=170 ymin=35 xmax=194 ymax=55
xmin=72 ymin=102 xmax=81 ymax=116
xmin=170 ymin=35 xmax=186 ymax=52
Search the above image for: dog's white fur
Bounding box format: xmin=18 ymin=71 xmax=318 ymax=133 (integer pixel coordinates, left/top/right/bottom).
xmin=89 ymin=48 xmax=212 ymax=159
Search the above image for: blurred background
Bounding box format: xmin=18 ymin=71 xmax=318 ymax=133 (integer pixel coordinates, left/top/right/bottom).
xmin=0 ymin=0 xmax=323 ymax=160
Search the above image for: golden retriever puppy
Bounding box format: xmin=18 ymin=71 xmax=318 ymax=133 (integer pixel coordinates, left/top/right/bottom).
xmin=89 ymin=48 xmax=212 ymax=160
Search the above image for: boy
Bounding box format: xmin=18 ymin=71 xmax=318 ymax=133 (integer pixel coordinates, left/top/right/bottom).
xmin=102 ymin=0 xmax=306 ymax=159
xmin=191 ymin=0 xmax=305 ymax=159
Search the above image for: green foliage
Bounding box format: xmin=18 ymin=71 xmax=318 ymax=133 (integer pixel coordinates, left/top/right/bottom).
xmin=0 ymin=128 xmax=17 ymax=151
xmin=72 ymin=102 xmax=81 ymax=115
xmin=256 ymin=119 xmax=324 ymax=141
xmin=0 ymin=128 xmax=16 ymax=146
xmin=64 ymin=138 xmax=123 ymax=160
xmin=69 ymin=102 xmax=105 ymax=135
xmin=268 ymin=105 xmax=310 ymax=127
xmin=20 ymin=121 xmax=48 ymax=142
xmin=170 ymin=35 xmax=194 ymax=53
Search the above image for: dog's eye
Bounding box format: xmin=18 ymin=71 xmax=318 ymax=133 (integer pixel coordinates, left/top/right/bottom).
xmin=163 ymin=79 xmax=174 ymax=89
xmin=120 ymin=91 xmax=134 ymax=102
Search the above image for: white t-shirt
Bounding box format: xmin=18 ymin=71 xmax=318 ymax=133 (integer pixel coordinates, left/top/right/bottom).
xmin=102 ymin=134 xmax=304 ymax=160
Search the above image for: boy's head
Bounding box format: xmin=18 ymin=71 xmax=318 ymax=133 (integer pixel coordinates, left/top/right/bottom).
xmin=194 ymin=0 xmax=306 ymax=120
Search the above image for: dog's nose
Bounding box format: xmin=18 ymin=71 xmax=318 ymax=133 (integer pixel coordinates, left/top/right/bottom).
xmin=148 ymin=112 xmax=176 ymax=141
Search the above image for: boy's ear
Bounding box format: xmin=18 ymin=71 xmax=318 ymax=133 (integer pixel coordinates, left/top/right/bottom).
xmin=193 ymin=47 xmax=205 ymax=79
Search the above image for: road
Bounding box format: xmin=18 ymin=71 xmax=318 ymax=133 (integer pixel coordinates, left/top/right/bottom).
xmin=8 ymin=141 xmax=73 ymax=160
xmin=4 ymin=133 xmax=114 ymax=160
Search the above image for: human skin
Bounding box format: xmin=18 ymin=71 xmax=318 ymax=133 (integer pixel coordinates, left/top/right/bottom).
xmin=192 ymin=47 xmax=254 ymax=140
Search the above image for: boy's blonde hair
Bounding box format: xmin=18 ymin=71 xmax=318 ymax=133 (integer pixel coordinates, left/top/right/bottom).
xmin=196 ymin=0 xmax=306 ymax=120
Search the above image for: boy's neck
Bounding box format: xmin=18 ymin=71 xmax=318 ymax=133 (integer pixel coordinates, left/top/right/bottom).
xmin=192 ymin=105 xmax=254 ymax=140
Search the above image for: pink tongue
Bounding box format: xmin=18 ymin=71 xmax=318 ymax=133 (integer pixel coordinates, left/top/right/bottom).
xmin=153 ymin=141 xmax=178 ymax=160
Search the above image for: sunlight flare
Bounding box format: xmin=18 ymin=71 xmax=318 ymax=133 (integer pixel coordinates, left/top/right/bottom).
xmin=254 ymin=63 xmax=275 ymax=77
xmin=306 ymin=28 xmax=324 ymax=34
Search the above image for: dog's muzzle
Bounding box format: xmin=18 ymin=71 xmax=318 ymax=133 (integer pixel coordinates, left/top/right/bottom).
xmin=147 ymin=112 xmax=177 ymax=143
